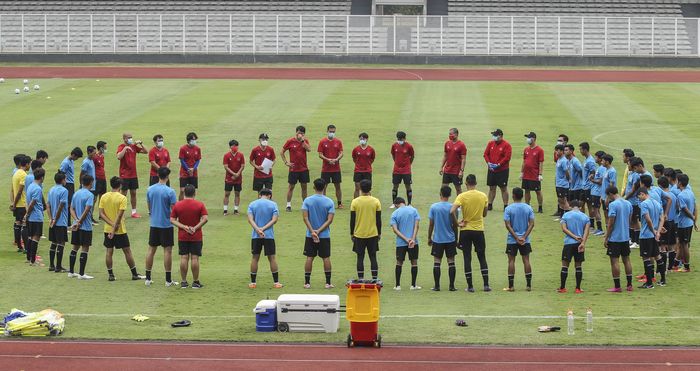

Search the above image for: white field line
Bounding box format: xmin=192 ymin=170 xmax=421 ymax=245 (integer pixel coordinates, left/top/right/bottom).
xmin=592 ymin=128 xmax=699 ymax=162
xmin=60 ymin=313 xmax=700 ymax=320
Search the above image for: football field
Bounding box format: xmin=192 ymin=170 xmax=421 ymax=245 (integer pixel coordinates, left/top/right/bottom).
xmin=1 ymin=73 xmax=699 ymax=345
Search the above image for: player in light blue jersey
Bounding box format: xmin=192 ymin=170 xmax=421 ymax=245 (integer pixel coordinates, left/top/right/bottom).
xmin=503 ymin=188 xmax=535 ymax=292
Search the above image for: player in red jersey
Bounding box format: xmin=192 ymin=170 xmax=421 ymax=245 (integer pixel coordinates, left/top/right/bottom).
xmin=440 ymin=128 xmax=467 ymax=194
xmin=391 ymin=131 xmax=415 ymax=208
xmin=520 ymin=132 xmax=545 ymax=213
xmin=223 ymin=139 xmax=245 ymax=215
xmin=250 ymin=133 xmax=276 ymax=192
xmin=178 ymin=132 xmax=201 ymax=201
xmin=148 ymin=134 xmax=171 ymax=186
xmin=318 ymin=124 xmax=344 ymax=208
xmin=483 ymin=129 xmax=512 ymax=211
xmin=351 ymin=132 xmax=376 ymax=199
xmin=281 ymin=125 xmax=311 ymax=212
xmin=116 ymin=133 xmax=147 ymax=218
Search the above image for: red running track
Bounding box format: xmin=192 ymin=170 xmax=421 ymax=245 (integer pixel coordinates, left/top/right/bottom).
xmin=1 ymin=340 xmax=700 ymax=370
xmin=3 ymin=66 xmax=700 ymax=82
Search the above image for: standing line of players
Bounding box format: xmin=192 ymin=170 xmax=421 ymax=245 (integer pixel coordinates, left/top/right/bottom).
xmin=9 ymin=127 xmax=696 ymax=292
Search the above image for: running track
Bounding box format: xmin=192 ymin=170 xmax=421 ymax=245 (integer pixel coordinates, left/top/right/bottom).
xmin=3 ymin=66 xmax=700 ymax=82
xmin=2 ymin=341 xmax=700 ymax=370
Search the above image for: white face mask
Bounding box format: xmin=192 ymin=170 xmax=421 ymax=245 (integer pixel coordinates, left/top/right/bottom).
xmin=359 ymin=139 xmax=367 ymax=146
xmin=156 ymin=141 xmax=164 ymax=148
xmin=526 ymin=138 xmax=533 ymax=145
xmin=189 ymin=140 xmax=197 ymax=146
xmin=397 ymin=140 xmax=405 ymax=145
xmin=260 ymin=140 xmax=268 ymax=147
xmin=126 ymin=138 xmax=134 ymax=145
xmin=557 ymin=140 xmax=564 ymax=145
xmin=492 ymin=135 xmax=500 ymax=141
xmin=327 ymin=132 xmax=335 ymax=139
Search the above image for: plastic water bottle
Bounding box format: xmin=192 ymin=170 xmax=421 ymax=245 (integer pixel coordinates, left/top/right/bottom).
xmin=567 ymin=310 xmax=575 ymax=335
xmin=586 ymin=308 xmax=593 ymax=333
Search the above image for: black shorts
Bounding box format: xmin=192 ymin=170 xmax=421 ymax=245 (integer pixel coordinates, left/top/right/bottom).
xmin=602 ymin=198 xmax=610 ymax=212
xmin=506 ymin=243 xmax=531 ymax=256
xmin=486 ymin=169 xmax=509 ymax=187
xmin=607 ymin=241 xmax=631 ymax=258
xmin=148 ymin=227 xmax=174 ymax=247
xmin=442 ymin=173 xmax=463 ymax=186
xmin=521 ymin=179 xmax=541 ymax=191
xmin=303 ymin=237 xmax=331 ymax=258
xmin=288 ymin=170 xmax=310 ymax=185
xmin=150 ymin=176 xmax=170 ymax=187
xmin=392 ymin=174 xmax=412 ymax=185
xmin=678 ymin=226 xmax=693 ymax=243
xmin=661 ymin=221 xmax=677 ymax=246
xmin=27 ymin=221 xmax=43 ymax=238
xmin=253 ymin=177 xmax=273 ymax=191
xmin=397 ymin=245 xmax=419 ymax=261
xmin=631 ymin=205 xmax=641 ymax=222
xmin=353 ymin=172 xmax=372 ymax=183
xmin=179 ymin=177 xmax=198 ymax=189
xmin=568 ymin=189 xmax=583 ymax=202
xmin=590 ymin=195 xmax=602 ymax=208
xmin=95 ymin=179 xmax=107 ymax=195
xmin=639 ymin=238 xmax=660 ymax=258
xmin=353 ymin=236 xmax=379 ymax=254
xmin=70 ymin=229 xmax=93 ymax=246
xmin=178 ymin=240 xmax=203 ymax=256
xmin=321 ymin=172 xmax=342 ymax=184
xmin=582 ymin=189 xmax=592 ymax=203
xmin=556 ymin=187 xmax=569 ymax=199
xmin=252 ymin=238 xmax=276 ymax=256
xmin=104 ymin=233 xmax=130 ymax=249
xmin=48 ymin=226 xmax=68 ymax=244
xmin=431 ymin=241 xmax=457 ymax=259
xmin=121 ymin=177 xmax=139 ymax=191
xmin=458 ymin=230 xmax=486 ymax=253
xmin=224 ymin=182 xmax=242 ymax=192
xmin=65 ymin=182 xmax=75 ymax=203
xmin=13 ymin=207 xmax=26 ymax=222
xmin=562 ymin=243 xmax=585 ymax=262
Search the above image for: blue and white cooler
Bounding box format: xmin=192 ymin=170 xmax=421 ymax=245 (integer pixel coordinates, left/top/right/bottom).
xmin=253 ymin=299 xmax=278 ymax=332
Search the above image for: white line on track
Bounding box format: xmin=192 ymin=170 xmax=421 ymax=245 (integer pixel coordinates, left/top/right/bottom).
xmin=0 ymin=354 xmax=698 ymax=366
xmin=60 ymin=313 xmax=700 ymax=320
xmin=394 ymin=69 xmax=424 ymax=81
xmin=592 ymin=128 xmax=699 ymax=162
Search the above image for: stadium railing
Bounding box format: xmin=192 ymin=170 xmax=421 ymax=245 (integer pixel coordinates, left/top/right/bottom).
xmin=0 ymin=14 xmax=698 ymax=57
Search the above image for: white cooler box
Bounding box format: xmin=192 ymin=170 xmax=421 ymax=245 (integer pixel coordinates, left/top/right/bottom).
xmin=276 ymin=294 xmax=340 ymax=333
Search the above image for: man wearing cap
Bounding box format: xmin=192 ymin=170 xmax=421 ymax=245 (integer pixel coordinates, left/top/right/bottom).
xmin=521 ymin=132 xmax=544 ymax=213
xmin=483 ymin=129 xmax=512 ymax=211
xmin=250 ymin=134 xmax=276 ymax=192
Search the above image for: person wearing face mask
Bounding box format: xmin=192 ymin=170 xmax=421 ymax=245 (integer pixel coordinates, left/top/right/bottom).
xmin=483 ymin=129 xmax=512 ymax=211
xmin=352 ymin=132 xmax=375 ymax=199
xmin=391 ymin=131 xmax=415 ymax=209
xmin=554 ymin=134 xmax=568 ymax=163
xmin=178 ymin=132 xmax=202 ymax=201
xmin=318 ymin=124 xmax=344 ymax=208
xmin=440 ymin=128 xmax=467 ymax=195
xmin=281 ymin=125 xmax=311 ymax=212
xmin=223 ymin=139 xmax=245 ymax=215
xmin=117 ymin=133 xmax=147 ymax=218
xmin=521 ymin=132 xmax=544 ymax=213
xmin=148 ymin=134 xmax=171 ymax=187
xmin=250 ymin=133 xmax=276 ymax=193
xmin=94 ymin=141 xmax=107 ymax=211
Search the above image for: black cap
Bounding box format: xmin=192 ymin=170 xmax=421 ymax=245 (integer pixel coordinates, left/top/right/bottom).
xmin=491 ymin=129 xmax=504 ymax=136
xmin=259 ymin=133 xmax=269 ymax=140
xmin=524 ymin=131 xmax=537 ymax=139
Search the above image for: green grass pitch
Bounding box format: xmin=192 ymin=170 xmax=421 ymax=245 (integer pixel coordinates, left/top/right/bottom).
xmin=1 ymin=77 xmax=698 ymax=345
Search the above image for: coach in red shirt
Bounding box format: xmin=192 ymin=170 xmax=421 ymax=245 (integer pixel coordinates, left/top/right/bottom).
xmin=281 ymin=125 xmax=311 ymax=212
xmin=178 ymin=132 xmax=201 ymax=201
xmin=483 ymin=129 xmax=512 ymax=211
xmin=117 ymin=132 xmax=147 ymax=218
xmin=521 ymin=132 xmax=544 ymax=213
xmin=391 ymin=131 xmax=415 ymax=206
xmin=318 ymin=124 xmax=344 ymax=208
xmin=149 ymin=134 xmax=171 ymax=186
xmin=170 ymin=184 xmax=208 ymax=289
xmin=250 ymin=133 xmax=276 ymax=192
xmin=352 ymin=132 xmax=376 ymax=199
xmin=440 ymin=128 xmax=467 ymax=194
xmin=223 ymin=139 xmax=245 ymax=216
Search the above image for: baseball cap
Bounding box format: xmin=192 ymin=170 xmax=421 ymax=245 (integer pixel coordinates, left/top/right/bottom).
xmin=524 ymin=132 xmax=537 ymax=138
xmin=259 ymin=133 xmax=269 ymax=140
xmin=491 ymin=129 xmax=504 ymax=136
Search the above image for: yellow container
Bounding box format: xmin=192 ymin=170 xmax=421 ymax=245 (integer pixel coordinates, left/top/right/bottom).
xmin=345 ymin=281 xmax=381 ymax=323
